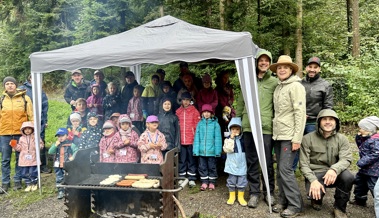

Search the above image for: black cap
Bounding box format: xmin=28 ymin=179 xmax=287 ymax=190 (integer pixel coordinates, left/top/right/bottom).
xmin=307 ymin=57 xmax=321 ymax=66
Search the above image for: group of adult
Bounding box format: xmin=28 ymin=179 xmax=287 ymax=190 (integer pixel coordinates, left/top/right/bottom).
xmin=238 ymin=50 xmax=352 ymax=218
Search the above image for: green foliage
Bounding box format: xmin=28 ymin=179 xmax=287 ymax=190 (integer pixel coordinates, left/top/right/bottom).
xmin=323 ymin=55 xmax=379 ymax=124
xmin=44 ymin=99 xmax=72 ymax=146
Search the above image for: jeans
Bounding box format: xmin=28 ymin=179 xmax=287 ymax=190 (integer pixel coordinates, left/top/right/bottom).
xmin=305 ymin=170 xmax=354 ymax=212
xmin=292 ymin=124 xmax=316 ymax=171
xmin=54 ymin=167 xmax=65 ymax=191
xmin=21 ymin=166 xmax=38 ymax=185
xmin=1 ymin=135 xmax=22 ymax=184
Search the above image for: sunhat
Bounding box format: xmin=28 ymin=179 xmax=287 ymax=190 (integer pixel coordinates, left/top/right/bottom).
xmin=269 ymin=55 xmax=299 ymax=73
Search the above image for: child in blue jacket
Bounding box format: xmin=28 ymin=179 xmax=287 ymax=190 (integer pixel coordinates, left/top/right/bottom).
xmin=352 ymin=116 xmax=379 ymax=206
xmin=193 ymin=104 xmax=222 ymax=191
xmin=223 ymin=117 xmax=247 ymax=206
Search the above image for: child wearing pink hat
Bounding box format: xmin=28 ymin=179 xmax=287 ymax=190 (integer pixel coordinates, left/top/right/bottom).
xmin=137 ymin=115 xmax=167 ymax=164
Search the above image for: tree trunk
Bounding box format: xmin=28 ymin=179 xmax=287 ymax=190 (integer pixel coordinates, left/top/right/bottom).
xmin=351 ymin=0 xmax=360 ymax=57
xmin=257 ymin=0 xmax=261 ymax=27
xmin=220 ymin=0 xmax=225 ymax=30
xmin=295 ymin=0 xmax=303 ymax=78
xmin=159 ymin=5 xmax=164 ymax=17
xmin=346 ymin=0 xmax=352 ymax=54
xmin=207 ymin=0 xmax=212 ymax=27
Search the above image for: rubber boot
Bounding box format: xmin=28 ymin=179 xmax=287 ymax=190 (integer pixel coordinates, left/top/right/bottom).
xmin=227 ymin=191 xmax=236 ymax=205
xmin=238 ymin=191 xmax=247 ymax=206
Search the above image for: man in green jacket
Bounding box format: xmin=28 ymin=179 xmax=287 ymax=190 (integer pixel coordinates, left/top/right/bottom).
xmin=300 ymin=109 xmax=353 ymax=218
xmin=236 ymin=49 xmax=278 ymax=208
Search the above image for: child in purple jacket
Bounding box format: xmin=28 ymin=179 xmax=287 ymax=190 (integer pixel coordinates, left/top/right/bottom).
xmin=127 ymin=85 xmax=144 ymax=133
xmin=86 ymin=84 xmax=103 ymax=118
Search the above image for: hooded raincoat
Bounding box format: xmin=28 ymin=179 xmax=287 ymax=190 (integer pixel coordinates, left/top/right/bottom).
xmin=224 ymin=118 xmax=246 ymax=176
xmin=14 ymin=122 xmax=44 ymax=166
xmin=300 ymin=109 xmax=352 ymax=183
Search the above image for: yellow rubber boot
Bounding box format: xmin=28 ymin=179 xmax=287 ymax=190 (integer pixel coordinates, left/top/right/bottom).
xmin=238 ymin=191 xmax=247 ymax=206
xmin=227 ymin=191 xmax=236 ymax=205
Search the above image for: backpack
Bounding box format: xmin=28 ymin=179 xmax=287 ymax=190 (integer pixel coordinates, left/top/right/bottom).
xmin=0 ymin=93 xmax=27 ymax=111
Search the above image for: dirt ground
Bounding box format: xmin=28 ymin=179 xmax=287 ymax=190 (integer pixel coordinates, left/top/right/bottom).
xmin=0 ymin=171 xmax=375 ymax=218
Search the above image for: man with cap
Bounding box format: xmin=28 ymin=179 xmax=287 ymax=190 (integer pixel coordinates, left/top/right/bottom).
xmin=19 ymin=74 xmax=51 ymax=173
xmin=294 ymin=57 xmax=334 ymax=171
xmin=0 ymin=76 xmax=34 ymax=194
xmin=64 ymin=69 xmax=90 ymax=111
xmin=121 ymin=71 xmax=140 ymax=113
xmin=90 ymin=70 xmax=107 ymax=97
xmin=300 ymin=109 xmax=353 ymax=218
xmin=236 ymin=49 xmax=278 ymax=208
xmin=301 ymin=57 xmax=333 ymax=135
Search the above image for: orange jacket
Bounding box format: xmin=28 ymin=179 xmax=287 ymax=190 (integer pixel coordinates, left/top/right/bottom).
xmin=0 ymin=90 xmax=34 ymax=136
xmin=176 ymin=105 xmax=200 ymax=145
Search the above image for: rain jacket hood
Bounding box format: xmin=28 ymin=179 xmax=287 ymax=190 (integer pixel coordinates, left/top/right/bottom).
xmin=316 ymin=109 xmax=340 ymax=136
xmin=20 ymin=121 xmax=34 ymax=135
xmin=256 ymin=50 xmax=272 ymax=65
xmin=228 ymin=117 xmax=243 ymax=138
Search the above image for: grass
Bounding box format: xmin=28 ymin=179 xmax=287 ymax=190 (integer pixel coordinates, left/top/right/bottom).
xmin=0 ymin=100 xmax=70 ymax=208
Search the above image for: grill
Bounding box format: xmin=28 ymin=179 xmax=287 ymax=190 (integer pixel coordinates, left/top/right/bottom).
xmin=58 ymin=147 xmax=187 ymax=218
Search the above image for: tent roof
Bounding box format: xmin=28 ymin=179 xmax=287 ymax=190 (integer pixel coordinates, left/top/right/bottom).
xmin=29 ymin=15 xmax=257 ymax=73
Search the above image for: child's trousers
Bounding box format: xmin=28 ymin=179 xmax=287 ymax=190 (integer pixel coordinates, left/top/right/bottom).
xmin=226 ymin=174 xmax=247 ymax=191
xmin=198 ymin=156 xmax=217 ymax=184
xmin=179 ymin=145 xmax=197 ymax=181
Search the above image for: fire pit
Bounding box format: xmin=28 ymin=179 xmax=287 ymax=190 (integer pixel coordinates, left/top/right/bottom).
xmin=58 ymin=147 xmax=187 ymax=218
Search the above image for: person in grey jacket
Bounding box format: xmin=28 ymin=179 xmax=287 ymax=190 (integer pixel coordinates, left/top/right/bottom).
xmin=301 ymin=57 xmax=333 ymax=134
xmin=271 ymin=55 xmax=306 ymax=218
xmin=300 ymin=109 xmax=353 ymax=218
xmin=293 ymin=57 xmax=334 ymax=171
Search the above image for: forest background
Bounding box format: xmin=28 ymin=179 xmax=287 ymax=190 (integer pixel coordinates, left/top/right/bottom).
xmin=0 ymin=0 xmax=378 ymax=124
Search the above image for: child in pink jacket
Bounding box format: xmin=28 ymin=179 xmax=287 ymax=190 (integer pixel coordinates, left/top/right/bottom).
xmin=12 ymin=121 xmax=44 ymax=192
xmin=138 ymin=115 xmax=167 ymax=164
xmin=116 ymin=114 xmax=139 ymax=163
xmin=99 ymin=120 xmax=123 ymax=163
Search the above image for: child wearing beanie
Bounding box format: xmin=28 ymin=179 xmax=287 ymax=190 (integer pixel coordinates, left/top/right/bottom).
xmin=352 ymin=116 xmax=379 ymax=207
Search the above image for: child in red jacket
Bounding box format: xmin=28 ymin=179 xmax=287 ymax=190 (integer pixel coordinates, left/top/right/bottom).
xmin=176 ymin=92 xmax=200 ymax=188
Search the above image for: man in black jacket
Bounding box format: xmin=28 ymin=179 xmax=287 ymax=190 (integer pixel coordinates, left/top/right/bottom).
xmin=121 ymin=71 xmax=139 ymax=113
xmin=301 ymin=57 xmax=334 ymax=134
xmin=64 ymin=70 xmax=90 ymax=111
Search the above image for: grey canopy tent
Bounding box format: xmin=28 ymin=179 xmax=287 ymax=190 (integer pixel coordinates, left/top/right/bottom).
xmin=29 ymin=15 xmax=271 ymax=211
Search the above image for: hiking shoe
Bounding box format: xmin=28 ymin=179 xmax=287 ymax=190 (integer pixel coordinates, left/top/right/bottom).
xmin=13 ymin=181 xmax=22 ymax=191
xmin=264 ymin=194 xmax=276 ymax=206
xmin=280 ymin=209 xmax=303 ymax=218
xmin=0 ymin=183 xmax=10 ymax=194
xmin=349 ymin=199 xmax=367 ymax=207
xmin=41 ymin=166 xmax=52 ymax=174
xmin=208 ymin=183 xmax=215 ymax=190
xmin=57 ymin=191 xmax=64 ymax=199
xmin=272 ymin=204 xmax=285 ymax=213
xmin=334 ymin=208 xmax=348 ymax=218
xmin=200 ymin=183 xmax=208 ymax=191
xmin=31 ymin=185 xmax=38 ymax=191
xmin=188 ymin=180 xmax=196 ymax=188
xmin=24 ymin=185 xmax=32 ymax=192
xmin=248 ymin=195 xmax=259 ymax=208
